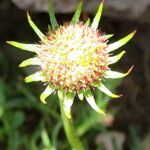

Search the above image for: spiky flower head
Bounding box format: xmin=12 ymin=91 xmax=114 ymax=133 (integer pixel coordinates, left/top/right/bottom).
xmin=7 ymin=0 xmax=135 ymax=118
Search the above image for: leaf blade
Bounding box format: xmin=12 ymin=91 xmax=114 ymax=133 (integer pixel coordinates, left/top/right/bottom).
xmin=108 ymin=51 xmax=126 ymax=65
xmin=48 ymin=0 xmax=59 ymax=30
xmin=105 ymin=66 xmax=134 ymax=79
xmin=107 ymin=31 xmax=136 ymax=53
xmin=71 ymin=0 xmax=83 ymax=24
xmin=6 ymin=41 xmax=39 ymax=52
xmin=85 ymin=18 xmax=90 ymax=26
xmin=95 ymin=82 xmax=122 ymax=98
xmin=19 ymin=57 xmax=40 ymax=67
xmin=84 ymin=89 xmax=105 ymax=115
xmin=25 ymin=72 xmax=45 ymax=83
xmin=91 ymin=0 xmax=104 ymax=29
xmin=40 ymin=85 xmax=55 ymax=104
xmin=27 ymin=12 xmax=46 ymax=40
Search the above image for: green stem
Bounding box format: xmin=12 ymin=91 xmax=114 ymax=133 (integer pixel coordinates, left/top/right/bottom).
xmin=59 ymin=98 xmax=85 ymax=150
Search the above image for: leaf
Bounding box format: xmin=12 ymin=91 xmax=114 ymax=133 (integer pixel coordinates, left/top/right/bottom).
xmin=40 ymin=85 xmax=55 ymax=104
xmin=19 ymin=57 xmax=40 ymax=67
xmin=108 ymin=51 xmax=126 ymax=65
xmin=25 ymin=72 xmax=45 ymax=83
xmin=71 ymin=0 xmax=83 ymax=24
xmin=57 ymin=89 xmax=65 ymax=100
xmin=107 ymin=30 xmax=136 ymax=53
xmin=104 ymin=34 xmax=114 ymax=39
xmin=85 ymin=18 xmax=90 ymax=26
xmin=0 ymin=80 xmax=6 ymax=118
xmin=95 ymin=82 xmax=122 ymax=98
xmin=105 ymin=66 xmax=134 ymax=79
xmin=91 ymin=0 xmax=104 ymax=29
xmin=27 ymin=12 xmax=46 ymax=40
xmin=84 ymin=89 xmax=105 ymax=115
xmin=41 ymin=125 xmax=52 ymax=149
xmin=78 ymin=90 xmax=84 ymax=101
xmin=63 ymin=91 xmax=74 ymax=119
xmin=48 ymin=0 xmax=59 ymax=30
xmin=6 ymin=41 xmax=39 ymax=52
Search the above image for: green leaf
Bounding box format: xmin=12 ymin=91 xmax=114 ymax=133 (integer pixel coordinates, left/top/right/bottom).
xmin=57 ymin=89 xmax=65 ymax=100
xmin=41 ymin=125 xmax=52 ymax=149
xmin=108 ymin=51 xmax=126 ymax=65
xmin=95 ymin=82 xmax=122 ymax=98
xmin=27 ymin=12 xmax=46 ymax=40
xmin=84 ymin=89 xmax=105 ymax=115
xmin=25 ymin=72 xmax=45 ymax=83
xmin=104 ymin=34 xmax=114 ymax=39
xmin=40 ymin=85 xmax=55 ymax=104
xmin=0 ymin=80 xmax=6 ymax=118
xmin=105 ymin=66 xmax=134 ymax=79
xmin=107 ymin=30 xmax=136 ymax=53
xmin=6 ymin=41 xmax=39 ymax=52
xmin=19 ymin=57 xmax=40 ymax=67
xmin=63 ymin=91 xmax=74 ymax=119
xmin=71 ymin=0 xmax=83 ymax=24
xmin=91 ymin=0 xmax=104 ymax=29
xmin=78 ymin=90 xmax=84 ymax=101
xmin=48 ymin=0 xmax=59 ymax=30
xmin=85 ymin=18 xmax=90 ymax=26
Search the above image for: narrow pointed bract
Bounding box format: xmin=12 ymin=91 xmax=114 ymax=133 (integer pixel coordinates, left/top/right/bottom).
xmin=91 ymin=0 xmax=104 ymax=29
xmin=105 ymin=66 xmax=134 ymax=79
xmin=71 ymin=1 xmax=83 ymax=24
xmin=85 ymin=18 xmax=90 ymax=26
xmin=6 ymin=41 xmax=39 ymax=52
xmin=95 ymin=83 xmax=121 ymax=98
xmin=107 ymin=31 xmax=136 ymax=53
xmin=25 ymin=72 xmax=45 ymax=83
xmin=48 ymin=0 xmax=59 ymax=30
xmin=104 ymin=34 xmax=114 ymax=40
xmin=19 ymin=57 xmax=40 ymax=67
xmin=40 ymin=85 xmax=55 ymax=104
xmin=63 ymin=92 xmax=75 ymax=118
xmin=78 ymin=90 xmax=84 ymax=101
xmin=84 ymin=89 xmax=105 ymax=115
xmin=58 ymin=89 xmax=64 ymax=101
xmin=27 ymin=13 xmax=46 ymax=40
xmin=108 ymin=51 xmax=126 ymax=65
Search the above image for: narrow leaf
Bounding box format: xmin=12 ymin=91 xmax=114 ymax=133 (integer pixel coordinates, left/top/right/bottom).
xmin=108 ymin=51 xmax=126 ymax=65
xmin=27 ymin=12 xmax=46 ymax=40
xmin=71 ymin=0 xmax=83 ymax=24
xmin=85 ymin=18 xmax=90 ymax=26
xmin=63 ymin=91 xmax=74 ymax=118
xmin=95 ymin=82 xmax=122 ymax=98
xmin=78 ymin=90 xmax=84 ymax=101
xmin=41 ymin=126 xmax=52 ymax=149
xmin=91 ymin=0 xmax=104 ymax=29
xmin=19 ymin=57 xmax=40 ymax=67
xmin=57 ymin=89 xmax=65 ymax=100
xmin=40 ymin=85 xmax=55 ymax=104
xmin=84 ymin=89 xmax=105 ymax=115
xmin=107 ymin=30 xmax=136 ymax=53
xmin=25 ymin=72 xmax=45 ymax=83
xmin=6 ymin=41 xmax=39 ymax=52
xmin=105 ymin=66 xmax=134 ymax=79
xmin=104 ymin=34 xmax=114 ymax=39
xmin=48 ymin=0 xmax=59 ymax=29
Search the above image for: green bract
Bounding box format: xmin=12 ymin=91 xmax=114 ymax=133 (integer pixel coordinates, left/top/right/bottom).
xmin=7 ymin=0 xmax=135 ymax=119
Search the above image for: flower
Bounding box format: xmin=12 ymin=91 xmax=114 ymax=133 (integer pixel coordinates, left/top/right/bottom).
xmin=7 ymin=0 xmax=135 ymax=118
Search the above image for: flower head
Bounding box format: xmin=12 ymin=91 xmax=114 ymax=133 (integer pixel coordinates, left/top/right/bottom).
xmin=7 ymin=0 xmax=135 ymax=118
